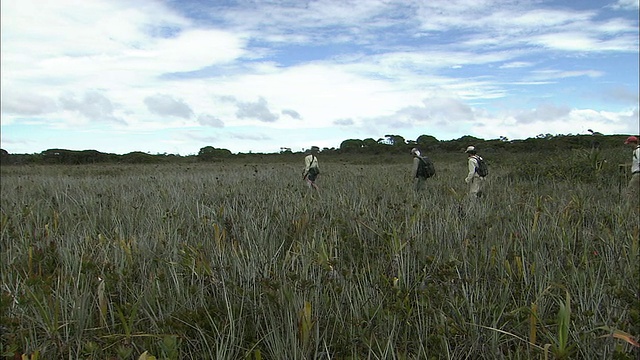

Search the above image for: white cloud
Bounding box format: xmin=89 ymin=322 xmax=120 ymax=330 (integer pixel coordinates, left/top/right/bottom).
xmin=235 ymin=97 xmax=279 ymax=123
xmin=476 ymin=107 xmax=638 ymax=141
xmin=1 ymin=92 xmax=58 ymax=116
xmin=333 ymin=118 xmax=354 ymax=126
xmin=530 ymin=32 xmax=634 ymax=52
xmin=1 ymin=0 xmax=247 ymax=89
xmin=282 ymin=109 xmax=302 ymax=120
xmin=144 ymin=94 xmax=193 ymax=119
xmin=499 ymin=62 xmax=534 ymax=69
xmin=511 ymin=103 xmax=572 ymax=124
xmin=198 ymin=114 xmax=225 ymax=128
xmin=59 ymin=91 xmax=125 ymax=124
xmin=527 ymin=69 xmax=604 ymax=81
xmin=611 ymin=0 xmax=640 ymax=10
xmin=602 ymin=86 xmax=640 ymax=104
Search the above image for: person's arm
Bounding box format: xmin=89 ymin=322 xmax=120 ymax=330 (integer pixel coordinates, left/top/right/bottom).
xmin=465 ymin=157 xmax=477 ymax=183
xmin=412 ymin=157 xmax=419 ymax=178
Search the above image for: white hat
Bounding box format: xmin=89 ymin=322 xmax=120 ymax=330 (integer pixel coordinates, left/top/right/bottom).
xmin=465 ymin=146 xmax=476 ymax=153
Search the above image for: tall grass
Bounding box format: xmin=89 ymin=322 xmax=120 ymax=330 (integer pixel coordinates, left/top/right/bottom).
xmin=1 ymin=150 xmax=638 ymax=359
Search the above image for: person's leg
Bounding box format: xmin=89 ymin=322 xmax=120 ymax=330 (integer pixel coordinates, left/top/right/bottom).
xmin=306 ymin=175 xmax=319 ymax=190
xmin=476 ymin=177 xmax=484 ymax=198
xmin=469 ymin=177 xmax=480 ymax=197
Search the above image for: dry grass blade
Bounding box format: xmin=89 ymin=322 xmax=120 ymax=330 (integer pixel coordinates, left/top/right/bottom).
xmin=468 ymin=323 xmax=547 ymax=352
xmin=596 ymin=326 xmax=640 ymax=347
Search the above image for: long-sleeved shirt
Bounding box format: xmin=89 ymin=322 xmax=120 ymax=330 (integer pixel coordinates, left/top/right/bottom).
xmin=632 ymin=146 xmax=640 ymax=173
xmin=465 ymin=156 xmax=481 ymax=183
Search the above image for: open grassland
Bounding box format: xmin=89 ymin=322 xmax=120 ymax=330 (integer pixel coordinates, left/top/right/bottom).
xmin=1 ymin=149 xmax=638 ymax=359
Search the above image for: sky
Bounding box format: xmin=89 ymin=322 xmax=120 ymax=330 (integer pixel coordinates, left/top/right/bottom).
xmin=1 ymin=0 xmax=639 ymax=155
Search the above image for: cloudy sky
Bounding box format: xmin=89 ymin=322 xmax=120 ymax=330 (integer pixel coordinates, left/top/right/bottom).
xmin=1 ymin=0 xmax=638 ymax=155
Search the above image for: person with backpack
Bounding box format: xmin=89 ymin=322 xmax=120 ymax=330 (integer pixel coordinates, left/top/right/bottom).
xmin=302 ymin=146 xmax=320 ymax=191
xmin=464 ymin=146 xmax=487 ymax=198
xmin=411 ymin=148 xmax=435 ymax=192
xmin=623 ymin=136 xmax=639 ymax=211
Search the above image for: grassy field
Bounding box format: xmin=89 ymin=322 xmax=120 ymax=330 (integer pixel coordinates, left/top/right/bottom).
xmin=1 ymin=149 xmax=638 ymax=359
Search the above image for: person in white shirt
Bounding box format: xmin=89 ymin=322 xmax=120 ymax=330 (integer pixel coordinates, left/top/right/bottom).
xmin=624 ymin=136 xmax=639 ymax=210
xmin=302 ymin=146 xmax=320 ymax=190
xmin=464 ymin=146 xmax=484 ymax=198
xmin=410 ymin=148 xmax=427 ymax=192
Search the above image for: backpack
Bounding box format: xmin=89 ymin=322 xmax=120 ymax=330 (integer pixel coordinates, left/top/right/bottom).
xmin=308 ymin=156 xmax=320 ymax=176
xmin=474 ymin=156 xmax=488 ymax=177
xmin=417 ymin=156 xmax=436 ymax=178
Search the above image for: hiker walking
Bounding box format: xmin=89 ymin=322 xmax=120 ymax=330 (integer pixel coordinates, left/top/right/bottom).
xmin=302 ymin=146 xmax=320 ymax=191
xmin=464 ymin=146 xmax=487 ymax=198
xmin=411 ymin=148 xmax=435 ymax=192
xmin=623 ymin=136 xmax=639 ymax=210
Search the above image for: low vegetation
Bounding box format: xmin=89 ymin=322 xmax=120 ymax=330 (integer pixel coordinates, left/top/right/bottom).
xmin=1 ymin=147 xmax=638 ymax=359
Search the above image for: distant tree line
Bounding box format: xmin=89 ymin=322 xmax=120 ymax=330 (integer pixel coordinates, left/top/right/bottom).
xmin=0 ymin=148 xmax=192 ymax=166
xmin=0 ymin=133 xmax=631 ymax=166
